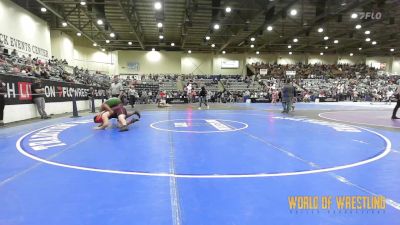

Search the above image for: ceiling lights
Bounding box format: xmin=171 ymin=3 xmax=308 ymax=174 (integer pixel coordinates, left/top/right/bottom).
xmin=256 ymin=51 xmax=259 ymax=55
xmin=365 ymin=38 xmax=371 ymax=42
xmin=334 ymin=40 xmax=339 ymax=44
xmin=213 ymin=24 xmax=220 ymax=30
xmin=205 ymin=36 xmax=210 ymax=40
xmin=266 ymin=26 xmax=273 ymax=31
xmin=93 ymin=43 xmax=97 ymax=47
xmin=222 ymin=50 xmax=226 ymax=54
xmin=349 ymin=53 xmax=354 ymax=56
xmin=390 ymin=48 xmax=395 ymax=52
xmin=171 ymin=43 xmax=175 ymax=46
xmin=250 ymin=37 xmax=255 ymax=42
xmin=154 ymin=2 xmax=162 ymax=10
xmin=355 ymin=24 xmax=362 ymax=29
xmin=318 ymin=28 xmax=324 ymax=33
xmin=320 ymin=52 xmax=324 ymax=55
xmin=101 ymin=48 xmax=105 ymax=52
xmin=293 ymin=38 xmax=298 ymax=43
xmin=290 ymin=9 xmax=297 ymax=16
xmin=110 ymin=33 xmax=115 ymax=38
xmin=97 ymin=19 xmax=103 ymax=25
xmin=372 ymin=41 xmax=377 ymax=45
xmin=250 ymin=44 xmax=254 ymax=48
xmin=225 ymin=7 xmax=232 ymax=13
xmin=188 ymin=50 xmax=192 ymax=54
xmin=351 ymin=13 xmax=358 ymax=19
xmin=325 ymin=46 xmax=328 ymax=49
xmin=324 ymin=36 xmax=329 ymax=40
xmin=289 ymin=52 xmax=292 ymax=55
xmin=128 ymin=41 xmax=132 ymax=45
xmin=159 ymin=35 xmax=164 ymax=39
xmin=288 ymin=45 xmax=292 ymax=49
xmin=157 ymin=22 xmax=163 ymax=28
xmin=80 ymin=1 xmax=86 ymax=6
xmin=40 ymin=7 xmax=47 ymax=12
xmin=358 ymin=47 xmax=362 ymax=50
xmin=105 ymin=40 xmax=110 ymax=43
xmin=364 ymin=30 xmax=370 ymax=35
xmin=77 ymin=32 xmax=82 ymax=37
xmin=211 ymin=43 xmax=215 ymax=48
xmin=61 ymin=22 xmax=67 ymax=27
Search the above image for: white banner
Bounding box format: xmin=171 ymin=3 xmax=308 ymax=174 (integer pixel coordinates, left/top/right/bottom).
xmin=286 ymin=71 xmax=296 ymax=76
xmin=260 ymin=69 xmax=268 ymax=75
xmin=221 ymin=60 xmax=240 ymax=69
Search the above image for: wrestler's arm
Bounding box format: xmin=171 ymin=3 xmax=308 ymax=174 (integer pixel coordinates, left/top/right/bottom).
xmin=100 ymin=103 xmax=114 ymax=114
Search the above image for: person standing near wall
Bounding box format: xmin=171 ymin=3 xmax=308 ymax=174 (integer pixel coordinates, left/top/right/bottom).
xmin=31 ymin=78 xmax=50 ymax=119
xmin=0 ymin=79 xmax=6 ymax=126
xmin=391 ymin=85 xmax=400 ymax=119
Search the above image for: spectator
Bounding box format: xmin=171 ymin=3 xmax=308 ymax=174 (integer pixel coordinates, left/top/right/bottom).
xmin=0 ymin=79 xmax=6 ymax=126
xmin=392 ymin=85 xmax=400 ymax=119
xmin=11 ymin=49 xmax=17 ymax=57
xmin=31 ymin=78 xmax=50 ymax=119
xmin=0 ymin=41 xmax=5 ymax=53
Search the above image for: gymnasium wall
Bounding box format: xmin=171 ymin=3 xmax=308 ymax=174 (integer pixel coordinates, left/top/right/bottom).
xmin=4 ymin=100 xmax=102 ymax=123
xmin=0 ymin=0 xmax=51 ymax=59
xmin=50 ymin=30 xmax=74 ymax=63
xmin=181 ymin=53 xmax=213 ymax=75
xmin=117 ymin=50 xmax=181 ymax=74
xmin=391 ymin=58 xmax=400 ymax=75
xmin=73 ymin=46 xmax=118 ymax=75
xmin=366 ymin=56 xmax=392 ymax=72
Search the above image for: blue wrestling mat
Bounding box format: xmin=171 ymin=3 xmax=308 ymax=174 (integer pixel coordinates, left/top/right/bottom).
xmin=0 ymin=103 xmax=399 ymax=225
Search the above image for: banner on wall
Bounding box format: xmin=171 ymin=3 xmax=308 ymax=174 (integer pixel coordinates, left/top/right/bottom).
xmin=221 ymin=60 xmax=240 ymax=69
xmin=0 ymin=73 xmax=107 ymax=105
xmin=285 ymin=71 xmax=296 ymax=77
xmin=260 ymin=69 xmax=268 ymax=75
xmin=127 ymin=62 xmax=140 ymax=71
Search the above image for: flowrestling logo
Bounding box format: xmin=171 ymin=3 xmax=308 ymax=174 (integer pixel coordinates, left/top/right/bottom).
xmin=272 ymin=117 xmax=361 ymax=132
xmin=25 ymin=120 xmax=92 ymax=151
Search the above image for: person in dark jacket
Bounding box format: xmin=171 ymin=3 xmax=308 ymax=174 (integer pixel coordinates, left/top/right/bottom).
xmin=392 ymin=85 xmax=400 ymax=119
xmin=0 ymin=79 xmax=6 ymax=126
xmin=198 ymin=86 xmax=209 ymax=110
xmin=281 ymin=79 xmax=295 ymax=113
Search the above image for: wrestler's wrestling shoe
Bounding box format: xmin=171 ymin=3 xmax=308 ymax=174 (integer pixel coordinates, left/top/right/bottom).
xmin=134 ymin=111 xmax=141 ymax=119
xmin=119 ymin=125 xmax=129 ymax=132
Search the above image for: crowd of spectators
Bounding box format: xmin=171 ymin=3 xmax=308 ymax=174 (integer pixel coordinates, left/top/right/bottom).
xmin=0 ymin=47 xmax=110 ymax=88
xmin=250 ymin=62 xmax=379 ymax=79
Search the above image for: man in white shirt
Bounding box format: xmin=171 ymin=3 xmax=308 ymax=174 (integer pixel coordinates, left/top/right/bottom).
xmin=110 ymin=77 xmax=123 ymax=98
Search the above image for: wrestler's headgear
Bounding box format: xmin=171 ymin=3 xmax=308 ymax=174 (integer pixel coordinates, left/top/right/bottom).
xmin=93 ymin=115 xmax=103 ymax=123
